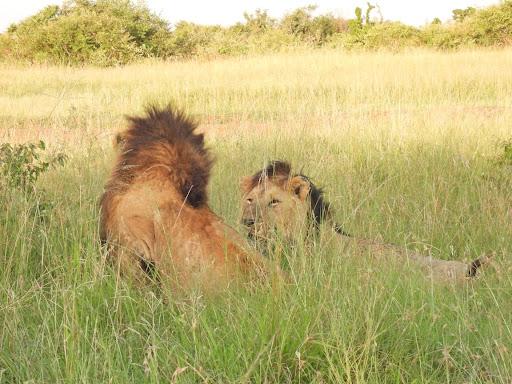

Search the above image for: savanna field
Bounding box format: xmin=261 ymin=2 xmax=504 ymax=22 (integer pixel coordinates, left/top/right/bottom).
xmin=1 ymin=49 xmax=511 ymax=383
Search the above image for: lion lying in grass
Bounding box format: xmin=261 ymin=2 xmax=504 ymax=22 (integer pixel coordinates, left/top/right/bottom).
xmin=100 ymin=105 xmax=273 ymax=292
xmin=240 ymin=161 xmax=487 ymax=282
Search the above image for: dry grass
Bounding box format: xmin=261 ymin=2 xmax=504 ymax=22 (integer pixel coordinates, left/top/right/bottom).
xmin=0 ymin=48 xmax=511 ymax=383
xmin=1 ymin=49 xmax=511 ymax=147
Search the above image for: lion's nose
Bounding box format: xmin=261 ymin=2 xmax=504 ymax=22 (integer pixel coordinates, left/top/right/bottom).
xmin=242 ymin=218 xmax=255 ymax=227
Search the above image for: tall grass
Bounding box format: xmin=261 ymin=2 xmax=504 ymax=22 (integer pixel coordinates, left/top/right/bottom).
xmin=0 ymin=49 xmax=511 ymax=383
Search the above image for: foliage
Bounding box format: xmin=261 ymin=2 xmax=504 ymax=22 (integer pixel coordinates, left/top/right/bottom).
xmin=343 ymin=2 xmax=389 ymax=48
xmin=0 ymin=141 xmax=67 ymax=192
xmin=309 ymin=15 xmax=340 ymax=45
xmin=280 ymin=5 xmax=316 ymax=38
xmin=165 ymin=22 xmax=217 ymax=58
xmin=0 ymin=0 xmax=172 ymax=66
xmin=424 ymin=2 xmax=512 ymax=48
xmin=279 ymin=5 xmax=340 ymax=45
xmin=1 ymin=0 xmax=512 ymax=65
xmin=422 ymin=22 xmax=472 ymax=49
xmin=453 ymin=7 xmax=476 ymax=22
xmin=467 ymin=1 xmax=512 ymax=46
xmin=362 ymin=22 xmax=422 ymax=49
xmin=347 ymin=6 xmax=364 ymax=36
xmin=242 ymin=9 xmax=276 ymax=34
xmin=365 ymin=2 xmax=376 ymax=25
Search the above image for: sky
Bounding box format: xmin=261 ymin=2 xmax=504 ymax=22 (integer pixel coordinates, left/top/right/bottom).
xmin=1 ymin=0 xmax=500 ymax=33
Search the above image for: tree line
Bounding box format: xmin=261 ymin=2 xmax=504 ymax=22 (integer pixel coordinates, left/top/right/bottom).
xmin=1 ymin=0 xmax=511 ymax=66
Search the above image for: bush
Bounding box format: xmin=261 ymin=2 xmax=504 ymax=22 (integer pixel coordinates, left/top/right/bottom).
xmin=166 ymin=22 xmax=217 ymax=58
xmin=0 ymin=0 xmax=172 ymax=66
xmin=329 ymin=22 xmax=420 ymax=50
xmin=309 ymin=15 xmax=340 ymax=45
xmin=248 ymin=29 xmax=297 ymax=53
xmin=424 ymin=1 xmax=512 ymax=48
xmin=242 ymin=9 xmax=276 ymax=34
xmin=422 ymin=22 xmax=473 ymax=49
xmin=468 ymin=1 xmax=512 ymax=46
xmin=1 ymin=0 xmax=512 ymax=66
xmin=0 ymin=141 xmax=67 ymax=192
xmin=280 ymin=5 xmax=317 ymax=38
xmin=280 ymin=6 xmax=341 ymax=45
xmin=452 ymin=7 xmax=476 ymax=22
xmin=362 ymin=22 xmax=422 ymax=49
xmin=208 ymin=28 xmax=249 ymax=56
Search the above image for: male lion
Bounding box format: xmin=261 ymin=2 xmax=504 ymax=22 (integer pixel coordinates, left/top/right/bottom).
xmin=240 ymin=161 xmax=487 ymax=282
xmin=100 ymin=105 xmax=273 ymax=292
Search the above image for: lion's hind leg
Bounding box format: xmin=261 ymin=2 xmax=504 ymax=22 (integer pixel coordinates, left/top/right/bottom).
xmin=111 ymin=215 xmax=160 ymax=284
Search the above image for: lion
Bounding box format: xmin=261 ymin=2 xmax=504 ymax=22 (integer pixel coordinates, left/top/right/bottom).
xmin=100 ymin=105 xmax=274 ymax=292
xmin=240 ymin=161 xmax=488 ymax=282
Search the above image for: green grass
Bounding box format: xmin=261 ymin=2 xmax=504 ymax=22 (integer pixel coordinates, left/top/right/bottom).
xmin=0 ymin=49 xmax=511 ymax=383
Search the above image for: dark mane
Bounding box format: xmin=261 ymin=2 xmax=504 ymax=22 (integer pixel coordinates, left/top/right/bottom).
xmin=247 ymin=160 xmax=292 ymax=189
xmin=252 ymin=161 xmax=350 ymax=236
xmin=105 ymin=104 xmax=212 ymax=208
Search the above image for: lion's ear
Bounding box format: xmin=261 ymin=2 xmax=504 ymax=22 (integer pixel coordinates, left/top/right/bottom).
xmin=240 ymin=176 xmax=254 ymax=194
xmin=288 ymin=176 xmax=311 ymax=201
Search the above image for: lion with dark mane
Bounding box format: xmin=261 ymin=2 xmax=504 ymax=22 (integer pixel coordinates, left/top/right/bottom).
xmin=100 ymin=105 xmax=273 ymax=292
xmin=240 ymin=161 xmax=488 ymax=282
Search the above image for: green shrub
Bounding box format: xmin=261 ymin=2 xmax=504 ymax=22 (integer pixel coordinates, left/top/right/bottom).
xmin=309 ymin=15 xmax=339 ymax=45
xmin=468 ymin=1 xmax=512 ymax=46
xmin=362 ymin=22 xmax=422 ymax=49
xmin=1 ymin=0 xmax=512 ymax=66
xmin=166 ymin=22 xmax=217 ymax=58
xmin=422 ymin=22 xmax=473 ymax=49
xmin=452 ymin=7 xmax=477 ymax=22
xmin=280 ymin=6 xmax=340 ymax=45
xmin=280 ymin=5 xmax=316 ymax=38
xmin=242 ymin=9 xmax=276 ymax=34
xmin=424 ymin=1 xmax=512 ymax=48
xmin=0 ymin=141 xmax=67 ymax=192
xmin=0 ymin=0 xmax=172 ymax=66
xmin=248 ymin=29 xmax=297 ymax=53
xmin=208 ymin=28 xmax=250 ymax=56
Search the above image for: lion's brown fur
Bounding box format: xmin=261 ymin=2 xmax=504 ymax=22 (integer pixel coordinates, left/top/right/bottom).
xmin=104 ymin=106 xmax=212 ymax=209
xmin=100 ymin=105 xmax=272 ymax=291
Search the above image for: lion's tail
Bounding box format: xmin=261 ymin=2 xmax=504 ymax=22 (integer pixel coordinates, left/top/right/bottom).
xmin=466 ymin=254 xmax=493 ymax=278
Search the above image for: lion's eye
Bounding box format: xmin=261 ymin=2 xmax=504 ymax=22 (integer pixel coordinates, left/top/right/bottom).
xmin=246 ymin=198 xmax=253 ymax=204
xmin=268 ymin=199 xmax=280 ymax=207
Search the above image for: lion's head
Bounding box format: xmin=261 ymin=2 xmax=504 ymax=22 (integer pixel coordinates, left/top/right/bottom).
xmin=240 ymin=161 xmax=347 ymax=243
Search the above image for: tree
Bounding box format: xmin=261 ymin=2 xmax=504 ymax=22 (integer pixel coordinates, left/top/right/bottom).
xmin=365 ymin=2 xmax=376 ymax=25
xmin=0 ymin=0 xmax=173 ymax=65
xmin=281 ymin=5 xmax=316 ymax=37
xmin=243 ymin=9 xmax=275 ymax=33
xmin=452 ymin=7 xmax=476 ymax=22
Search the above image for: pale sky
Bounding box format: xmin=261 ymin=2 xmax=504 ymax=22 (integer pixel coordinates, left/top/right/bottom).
xmin=1 ymin=0 xmax=500 ymax=33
